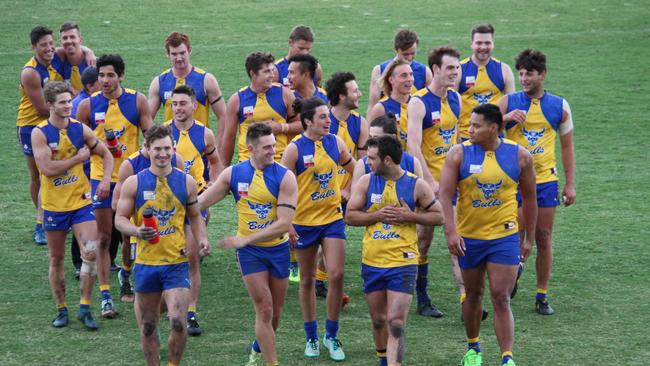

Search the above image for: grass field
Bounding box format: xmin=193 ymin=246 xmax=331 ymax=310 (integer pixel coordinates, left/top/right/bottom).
xmin=1 ymin=0 xmax=649 ymax=364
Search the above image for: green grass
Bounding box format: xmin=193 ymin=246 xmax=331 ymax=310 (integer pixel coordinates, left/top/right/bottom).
xmin=1 ymin=0 xmax=649 ymax=364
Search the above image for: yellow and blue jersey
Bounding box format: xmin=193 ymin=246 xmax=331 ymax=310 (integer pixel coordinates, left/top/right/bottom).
xmin=16 ymin=56 xmax=64 ymax=127
xmin=71 ymin=89 xmax=91 ymax=119
xmin=37 ymin=119 xmax=91 ymax=212
xmin=60 ymin=58 xmax=89 ymax=92
xmin=275 ymin=57 xmax=319 ymax=87
xmin=293 ymin=87 xmax=329 ymax=104
xmin=157 ymin=67 xmax=211 ymax=127
xmin=126 ymin=149 xmax=178 ymax=175
xmin=229 ymin=160 xmax=289 ymax=247
xmin=379 ymin=58 xmax=428 ymax=93
xmin=330 ymin=110 xmax=362 ymax=190
xmin=292 ymin=133 xmax=343 ymax=226
xmin=412 ymin=88 xmax=461 ymax=180
xmin=505 ymin=91 xmax=564 ymax=184
xmin=165 ymin=120 xmax=208 ymax=192
xmin=360 ymin=152 xmax=415 ymax=175
xmin=458 ymin=57 xmax=505 ymax=140
xmin=379 ymin=95 xmax=410 ymax=147
xmin=456 ymin=139 xmax=520 ymax=240
xmin=362 ymin=171 xmax=419 ymax=267
xmin=88 ymin=88 xmax=141 ymax=182
xmin=237 ymin=84 xmax=288 ymax=161
xmin=133 ymin=168 xmax=188 ymax=265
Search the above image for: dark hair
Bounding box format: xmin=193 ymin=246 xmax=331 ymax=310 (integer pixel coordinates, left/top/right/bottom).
xmin=369 ymin=113 xmax=398 ymax=136
xmin=81 ymin=66 xmax=98 ymax=88
xmin=289 ymin=25 xmax=314 ymax=42
xmin=293 ymin=97 xmax=327 ymax=130
xmin=428 ymin=46 xmax=461 ymax=70
xmin=165 ymin=31 xmax=191 ymax=53
xmin=43 ymin=81 xmax=74 ymax=103
xmin=471 ymin=23 xmax=495 ymax=40
xmin=367 ymin=135 xmax=402 ymax=165
xmin=515 ymin=48 xmax=546 ymax=73
xmin=59 ymin=22 xmax=80 ymax=34
xmin=30 ymin=26 xmax=52 ymax=45
xmin=325 ymin=72 xmax=356 ymax=106
xmin=472 ymin=103 xmax=503 ymax=128
xmin=97 ymin=54 xmax=125 ymax=77
xmin=246 ymin=123 xmax=273 ymax=145
xmin=288 ymin=54 xmax=318 ymax=79
xmin=394 ymin=29 xmax=418 ymax=51
xmin=144 ymin=124 xmax=173 ymax=146
xmin=172 ymin=84 xmax=196 ymax=100
xmin=245 ymin=52 xmax=275 ymax=79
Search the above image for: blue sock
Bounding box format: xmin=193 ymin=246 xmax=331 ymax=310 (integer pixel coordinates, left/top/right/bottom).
xmin=122 ymin=269 xmax=131 ymax=278
xmin=304 ymin=320 xmax=318 ymax=341
xmin=187 ymin=311 xmax=196 ymax=319
xmin=325 ymin=319 xmax=339 ymax=339
xmin=416 ymin=263 xmax=430 ymax=305
xmin=536 ymin=292 xmax=548 ymax=301
xmin=251 ymin=340 xmax=261 ymax=353
xmin=468 ymin=341 xmax=481 ymax=353
xmin=502 ymin=355 xmax=513 ymax=364
xmin=79 ymin=304 xmax=89 ymax=312
xmin=379 ymin=357 xmax=388 ymax=366
xmin=101 ymin=290 xmax=111 ymax=301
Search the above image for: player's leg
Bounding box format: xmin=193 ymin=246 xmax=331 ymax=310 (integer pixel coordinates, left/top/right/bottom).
xmin=321 ymin=235 xmax=346 ymax=361
xmin=25 ymin=152 xmax=46 ymax=244
xmin=119 ymin=232 xmax=135 ymax=302
xmin=315 ymin=247 xmax=328 ymax=297
xmin=109 ymin=221 xmax=121 ymax=271
xmin=46 ymin=228 xmax=68 ymax=327
xmin=295 ymin=243 xmax=319 ymax=344
xmin=94 ymin=206 xmax=117 ymax=317
xmin=386 ymin=291 xmax=413 ymax=366
xmin=415 ymin=224 xmax=442 ymax=317
xmin=72 ymin=212 xmax=100 ymax=330
xmin=486 ymin=262 xmax=518 ymax=365
xmin=184 ymin=224 xmax=203 ymax=336
xmin=243 ymin=270 xmax=279 ymax=364
xmin=535 ymin=206 xmax=556 ymax=314
xmin=366 ymin=290 xmax=388 ymax=366
xmin=162 ymin=286 xmax=190 ymax=366
xmin=459 ymin=258 xmax=486 ymax=366
xmin=136 ymin=291 xmax=163 ymax=366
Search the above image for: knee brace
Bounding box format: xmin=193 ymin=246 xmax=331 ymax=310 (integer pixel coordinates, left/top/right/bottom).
xmin=82 ymin=240 xmax=98 ymax=261
xmin=81 ymin=259 xmax=97 ymax=276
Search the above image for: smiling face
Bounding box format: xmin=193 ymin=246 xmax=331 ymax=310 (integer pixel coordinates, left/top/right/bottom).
xmin=389 ymin=63 xmax=414 ymax=96
xmin=471 ymin=32 xmax=494 ymax=63
xmin=171 ymin=92 xmax=196 ymax=123
xmin=396 ymin=43 xmax=417 ymax=63
xmin=33 ymin=34 xmax=55 ymax=64
xmin=518 ymin=68 xmax=545 ymax=95
xmin=146 ymin=135 xmax=174 ymax=169
xmin=433 ymin=54 xmax=460 ymax=88
xmin=305 ymin=105 xmax=331 ymax=137
xmin=341 ymin=80 xmax=362 ymax=110
xmin=250 ymin=62 xmax=275 ymax=90
xmin=49 ymin=92 xmax=73 ymax=119
xmin=60 ymin=28 xmax=82 ymax=56
xmin=248 ymin=133 xmax=276 ymax=167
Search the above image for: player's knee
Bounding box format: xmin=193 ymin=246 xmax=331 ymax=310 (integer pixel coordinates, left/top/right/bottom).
xmin=256 ymin=303 xmax=274 ymax=323
xmin=81 ymin=240 xmax=98 ymax=261
xmin=170 ymin=317 xmax=185 ymax=333
xmin=300 ymin=274 xmax=315 ymax=288
xmin=371 ymin=315 xmax=386 ymax=331
xmin=81 ymin=259 xmax=97 ymax=276
xmin=142 ymin=321 xmax=157 ymax=337
xmin=388 ymin=322 xmax=404 ymax=339
xmin=491 ymin=292 xmax=511 ymax=309
xmin=326 ymin=268 xmax=344 ymax=283
xmin=49 ymin=252 xmax=64 ymax=266
xmin=535 ymin=228 xmax=553 ymax=244
xmin=465 ymin=288 xmax=484 ymax=303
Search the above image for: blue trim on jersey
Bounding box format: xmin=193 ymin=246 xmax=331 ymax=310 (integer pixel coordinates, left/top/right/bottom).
xmin=293 ymin=134 xmax=340 ymax=176
xmin=38 ymin=120 xmax=85 ymax=151
xmin=60 ymin=59 xmax=88 ymax=82
xmin=458 ymin=58 xmax=504 ymax=93
xmin=158 ymin=67 xmax=208 ymax=105
xmin=135 ymin=169 xmax=187 ymax=211
xmin=229 ymin=160 xmax=287 ymax=202
xmin=365 ymin=172 xmax=417 ymax=211
xmin=416 ymin=88 xmax=461 ymax=129
xmin=505 ymin=92 xmax=563 ymax=131
xmin=459 ymin=139 xmax=520 ymax=183
xmin=71 ymin=90 xmax=90 ymax=119
xmin=237 ymin=85 xmax=287 ymax=124
xmin=170 ymin=121 xmax=206 ymax=155
xmin=88 ymin=88 xmax=140 ymax=130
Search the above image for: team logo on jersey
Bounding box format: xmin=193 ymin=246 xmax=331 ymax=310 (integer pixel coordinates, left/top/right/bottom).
xmin=95 ymin=112 xmax=106 ymax=124
xmin=152 ymin=206 xmax=176 ymax=227
xmin=238 ymin=182 xmax=249 ymax=197
xmin=473 ymin=91 xmax=494 ymax=105
xmin=382 ymin=223 xmax=392 ymax=230
xmin=521 ymin=127 xmax=545 ymax=146
xmin=49 ymin=142 xmax=59 ymax=155
xmin=438 ymin=125 xmax=456 ymax=145
xmin=107 ymin=126 xmax=127 ymax=139
xmin=303 ymin=155 xmax=315 ymax=168
xmin=184 ymin=158 xmax=195 ymax=174
xmin=371 ymin=193 xmax=383 ymax=204
xmin=399 ymin=131 xmax=408 ymax=143
xmin=431 ymin=111 xmax=441 ymax=124
xmin=313 ymin=169 xmax=333 ymax=189
xmin=476 ymin=179 xmax=502 ymax=199
xmin=465 ymin=76 xmax=476 ymax=88
xmin=53 ymin=169 xmax=78 ymax=187
xmin=243 ymin=106 xmax=254 ymax=118
xmin=247 ymin=200 xmax=273 ymax=220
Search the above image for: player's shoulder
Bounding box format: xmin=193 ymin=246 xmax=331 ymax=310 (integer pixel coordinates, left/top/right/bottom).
xmin=193 ymin=66 xmax=206 ymax=74
xmin=412 ymin=88 xmax=428 ymax=98
xmin=460 ymin=57 xmax=472 ymax=65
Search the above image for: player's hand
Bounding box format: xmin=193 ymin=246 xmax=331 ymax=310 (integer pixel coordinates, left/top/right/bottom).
xmin=520 ymin=238 xmax=532 ymax=262
xmin=504 ymin=109 xmax=527 ymax=124
xmin=374 ymin=206 xmax=397 ymax=223
xmin=562 ymin=183 xmax=576 ymax=206
xmin=384 ymin=198 xmax=414 ymax=224
xmin=446 ymin=231 xmax=465 ymax=257
xmin=76 ymin=146 xmax=90 ymax=163
xmin=219 ymin=236 xmax=246 ymax=249
xmin=263 ymin=120 xmax=282 ymax=134
xmin=96 ymin=178 xmax=111 ymax=200
xmin=199 ymin=242 xmax=212 ymax=257
xmin=137 ymin=225 xmax=158 ymax=241
xmin=288 ymin=226 xmax=300 ymax=246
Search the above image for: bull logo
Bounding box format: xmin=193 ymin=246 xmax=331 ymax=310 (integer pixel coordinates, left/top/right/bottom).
xmin=439 ymin=125 xmax=456 ymax=145
xmin=152 ymin=206 xmax=176 ymax=226
xmin=472 ymin=91 xmax=494 ymax=105
xmin=247 ymin=200 xmax=273 ymax=220
xmin=399 ymin=131 xmax=408 ymax=142
xmin=382 ymin=223 xmax=392 ymax=230
xmin=476 ymin=179 xmax=502 ymax=200
xmin=522 ymin=127 xmax=545 ymax=146
xmin=184 ymin=158 xmax=195 ymax=174
xmin=107 ymin=126 xmax=127 ymax=139
xmin=313 ymin=169 xmax=333 ymax=190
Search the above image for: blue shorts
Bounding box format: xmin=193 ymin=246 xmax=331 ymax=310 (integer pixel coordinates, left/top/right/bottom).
xmin=236 ymin=241 xmax=290 ymax=278
xmin=361 ymin=264 xmax=417 ymax=294
xmin=91 ymin=179 xmax=117 ymax=209
xmin=133 ymin=262 xmax=190 ymax=293
xmin=458 ymin=233 xmax=520 ymax=269
xmin=17 ymin=126 xmax=35 ymax=156
xmin=43 ymin=204 xmax=95 ymax=232
xmin=294 ymin=219 xmax=346 ymax=249
xmin=517 ymin=181 xmax=560 ymax=208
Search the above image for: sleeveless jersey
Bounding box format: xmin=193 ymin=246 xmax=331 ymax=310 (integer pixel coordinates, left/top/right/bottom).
xmin=505 ymin=91 xmax=564 ymax=184
xmin=71 ymin=90 xmax=91 ymax=119
xmin=379 ymin=58 xmax=427 ymax=93
xmin=157 ymin=67 xmax=211 ymax=127
xmin=361 ymin=152 xmax=416 ymax=175
xmin=292 ymin=134 xmax=342 ymax=226
xmin=134 ymin=169 xmax=188 ymax=265
xmin=457 ymin=139 xmax=520 ymax=240
xmin=412 ymin=88 xmax=461 ymax=180
xmin=88 ymin=88 xmax=141 ymax=182
xmin=237 ymin=84 xmax=288 ymax=162
xmin=61 ymin=58 xmax=89 ymax=92
xmin=329 ymin=110 xmax=362 ymax=190
xmin=37 ymin=119 xmax=91 ymax=212
xmin=166 ymin=120 xmax=208 ymax=192
xmin=230 ymin=160 xmax=289 ymax=247
xmin=293 ymin=87 xmax=329 ymax=104
xmin=16 ymin=56 xmax=64 ymax=127
xmin=379 ymin=95 xmax=410 ymax=147
xmin=275 ymin=57 xmax=319 ymax=87
xmin=362 ymin=171 xmax=419 ymax=267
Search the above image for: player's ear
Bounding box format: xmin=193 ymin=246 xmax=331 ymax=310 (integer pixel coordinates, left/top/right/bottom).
xmin=187 ymin=45 xmax=192 ymax=55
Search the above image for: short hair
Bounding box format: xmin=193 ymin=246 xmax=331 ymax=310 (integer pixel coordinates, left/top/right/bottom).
xmin=428 ymin=46 xmax=461 ymax=70
xmin=97 ymin=54 xmax=125 ymax=77
xmin=288 ymin=54 xmax=318 ymax=79
xmin=378 ymin=59 xmax=411 ymax=96
xmin=325 ymin=71 xmax=356 ymax=107
xmin=515 ymin=48 xmax=547 ymax=73
xmin=367 ymin=135 xmax=402 ymax=165
xmin=165 ymin=31 xmax=191 ymax=53
xmin=30 ymin=26 xmax=52 ymax=45
xmin=471 ymin=23 xmax=495 ymax=40
xmin=59 ymin=22 xmax=80 ymax=34
xmin=293 ymin=97 xmax=327 ymax=130
xmin=43 ymin=81 xmax=74 ymax=103
xmin=246 ymin=123 xmax=273 ymax=145
xmin=472 ymin=103 xmax=503 ymax=128
xmin=171 ymin=84 xmax=196 ymax=100
xmin=369 ymin=113 xmax=398 ymax=136
xmin=394 ymin=29 xmax=419 ymax=51
xmin=289 ymin=25 xmax=314 ymax=42
xmin=81 ymin=66 xmax=98 ymax=88
xmin=144 ymin=124 xmax=173 ymax=147
xmin=245 ymin=52 xmax=275 ymax=79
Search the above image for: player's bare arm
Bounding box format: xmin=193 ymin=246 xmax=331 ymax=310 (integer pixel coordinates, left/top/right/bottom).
xmin=502 ymin=63 xmax=516 ymax=94
xmin=203 ymin=128 xmax=222 ymax=181
xmin=559 ymin=101 xmax=576 ymax=206
xmin=111 ymin=159 xmax=135 ymax=211
xmin=186 ymin=174 xmax=209 ymax=258
xmin=366 ymin=65 xmax=382 ymax=117
xmin=406 ymin=97 xmax=437 ymax=187
xmin=205 ymin=72 xmax=226 ymax=145
xmin=498 ymin=94 xmax=526 ymax=124
xmin=21 ymin=68 xmax=49 ymax=116
xmin=219 ymin=92 xmax=239 ymax=166
xmin=136 ymin=92 xmax=154 ymax=133
xmin=76 ymin=98 xmax=90 ymax=126
xmin=345 ymin=174 xmax=398 ymax=226
xmin=115 ymin=176 xmax=157 ymax=241
xmin=439 ymin=144 xmax=465 ymax=257
xmin=336 ymin=135 xmax=356 ymax=201
xmin=518 ymin=146 xmax=537 ymax=261
xmin=31 ymin=128 xmax=89 ymax=177
xmin=198 ymin=166 xmax=232 ymax=211
xmin=282 ymin=86 xmax=302 ymax=135
xmin=82 ymin=124 xmax=113 ymax=200
xmin=147 ymin=76 xmax=162 ymax=119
